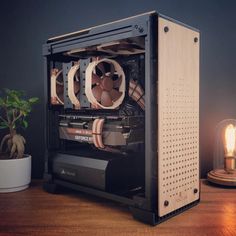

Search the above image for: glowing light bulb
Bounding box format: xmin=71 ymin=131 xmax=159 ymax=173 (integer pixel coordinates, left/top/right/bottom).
xmin=225 ymin=124 xmax=236 ymax=157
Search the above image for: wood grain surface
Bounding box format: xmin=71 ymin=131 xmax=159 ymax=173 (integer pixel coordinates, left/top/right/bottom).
xmin=0 ymin=180 xmax=236 ymax=236
xmin=157 ymin=16 xmax=200 ymax=216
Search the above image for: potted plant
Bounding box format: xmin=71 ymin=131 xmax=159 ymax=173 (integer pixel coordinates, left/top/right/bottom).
xmin=0 ymin=89 xmax=38 ymax=192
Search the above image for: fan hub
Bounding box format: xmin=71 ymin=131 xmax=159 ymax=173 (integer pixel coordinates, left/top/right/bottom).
xmin=101 ymin=76 xmax=113 ymax=91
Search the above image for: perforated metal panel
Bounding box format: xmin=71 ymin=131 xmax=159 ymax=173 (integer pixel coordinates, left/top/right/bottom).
xmin=158 ymin=17 xmax=200 ymax=217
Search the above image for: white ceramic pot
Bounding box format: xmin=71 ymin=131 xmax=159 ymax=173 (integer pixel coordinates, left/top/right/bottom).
xmin=0 ymin=155 xmax=31 ymax=193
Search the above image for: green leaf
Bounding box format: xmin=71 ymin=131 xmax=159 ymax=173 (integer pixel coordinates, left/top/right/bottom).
xmin=22 ymin=120 xmax=28 ymax=128
xmin=0 ymin=89 xmax=38 ymax=130
xmin=4 ymin=89 xmax=25 ymax=97
xmin=0 ymin=121 xmax=8 ymax=129
xmin=0 ymin=98 xmax=5 ymax=106
xmin=29 ymin=97 xmax=39 ymax=104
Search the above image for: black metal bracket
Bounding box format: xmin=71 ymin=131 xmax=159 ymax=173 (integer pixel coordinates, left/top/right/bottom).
xmin=63 ymin=62 xmax=73 ymax=109
xmin=79 ymin=58 xmax=91 ymax=108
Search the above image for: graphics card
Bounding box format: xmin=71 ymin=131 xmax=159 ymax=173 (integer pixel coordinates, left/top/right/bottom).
xmin=59 ymin=114 xmax=144 ymax=152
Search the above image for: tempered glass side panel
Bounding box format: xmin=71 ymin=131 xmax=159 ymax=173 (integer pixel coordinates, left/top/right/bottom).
xmin=46 ymin=36 xmax=146 ymax=196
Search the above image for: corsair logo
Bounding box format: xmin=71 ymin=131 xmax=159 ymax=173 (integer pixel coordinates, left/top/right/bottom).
xmin=60 ymin=169 xmax=76 ymax=177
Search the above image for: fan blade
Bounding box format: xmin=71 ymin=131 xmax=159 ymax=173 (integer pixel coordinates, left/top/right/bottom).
xmin=108 ymin=63 xmax=115 ymax=77
xmin=56 ymin=84 xmax=64 ymax=94
xmin=101 ymin=91 xmax=113 ymax=107
xmin=92 ymin=85 xmax=102 ymax=101
xmin=97 ymin=62 xmax=105 ymax=75
xmin=56 ymin=74 xmax=64 ymax=85
xmin=101 ymin=76 xmax=113 ymax=91
xmin=58 ymin=90 xmax=64 ymax=103
xmin=92 ymin=73 xmax=100 ymax=85
xmin=75 ymin=71 xmax=80 ymax=81
xmin=110 ymin=89 xmax=122 ymax=102
xmin=74 ymin=81 xmax=80 ymax=94
xmin=117 ymin=43 xmax=135 ymax=52
xmin=126 ymin=47 xmax=135 ymax=52
xmin=113 ymin=76 xmax=122 ymax=88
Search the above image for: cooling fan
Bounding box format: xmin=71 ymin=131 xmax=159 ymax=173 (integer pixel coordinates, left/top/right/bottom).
xmin=50 ymin=69 xmax=64 ymax=105
xmin=97 ymin=39 xmax=144 ymax=55
xmin=85 ymin=58 xmax=125 ymax=109
xmin=51 ymin=66 xmax=80 ymax=106
xmin=66 ymin=46 xmax=112 ymax=58
xmin=67 ymin=63 xmax=80 ymax=109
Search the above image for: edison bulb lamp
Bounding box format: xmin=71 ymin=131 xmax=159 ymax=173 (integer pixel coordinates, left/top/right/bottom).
xmin=207 ymin=119 xmax=236 ymax=186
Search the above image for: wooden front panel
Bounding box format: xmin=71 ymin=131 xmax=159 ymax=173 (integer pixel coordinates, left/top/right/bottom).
xmin=158 ymin=17 xmax=200 ymax=216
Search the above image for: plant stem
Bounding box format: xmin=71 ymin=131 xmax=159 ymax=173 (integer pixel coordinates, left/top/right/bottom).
xmin=12 ymin=111 xmax=22 ymax=125
xmin=0 ymin=134 xmax=10 ymax=153
xmin=9 ymin=125 xmax=16 ymax=137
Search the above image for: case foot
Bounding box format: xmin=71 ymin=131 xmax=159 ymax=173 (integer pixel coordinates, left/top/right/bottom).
xmin=43 ymin=181 xmax=59 ymax=194
xmin=130 ymin=207 xmax=157 ymax=225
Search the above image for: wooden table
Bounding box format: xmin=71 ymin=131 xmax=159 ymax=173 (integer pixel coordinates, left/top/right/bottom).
xmin=0 ymin=180 xmax=236 ymax=236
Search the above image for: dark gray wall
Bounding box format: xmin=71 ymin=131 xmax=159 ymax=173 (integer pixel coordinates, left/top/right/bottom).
xmin=0 ymin=0 xmax=236 ymax=178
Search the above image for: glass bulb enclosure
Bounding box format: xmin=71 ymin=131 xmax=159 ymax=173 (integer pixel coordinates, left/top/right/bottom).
xmin=208 ymin=119 xmax=236 ymax=186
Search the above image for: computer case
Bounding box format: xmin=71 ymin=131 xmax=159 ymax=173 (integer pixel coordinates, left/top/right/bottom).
xmin=42 ymin=11 xmax=200 ymax=225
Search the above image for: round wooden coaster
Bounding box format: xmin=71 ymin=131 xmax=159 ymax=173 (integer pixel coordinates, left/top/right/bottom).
xmin=207 ymin=169 xmax=236 ymax=186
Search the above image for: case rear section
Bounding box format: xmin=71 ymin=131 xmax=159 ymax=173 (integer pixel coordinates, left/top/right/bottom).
xmin=42 ymin=12 xmax=200 ymax=225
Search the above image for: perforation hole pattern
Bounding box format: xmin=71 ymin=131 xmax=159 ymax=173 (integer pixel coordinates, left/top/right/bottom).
xmin=160 ymin=78 xmax=199 ymax=198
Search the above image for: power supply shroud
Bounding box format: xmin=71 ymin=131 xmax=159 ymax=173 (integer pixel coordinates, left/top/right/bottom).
xmin=42 ymin=11 xmax=200 ymax=225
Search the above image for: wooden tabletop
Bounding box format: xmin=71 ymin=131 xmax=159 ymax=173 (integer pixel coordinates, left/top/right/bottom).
xmin=0 ymin=180 xmax=236 ymax=236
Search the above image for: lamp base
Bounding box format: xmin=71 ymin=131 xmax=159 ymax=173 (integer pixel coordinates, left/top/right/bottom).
xmin=207 ymin=169 xmax=236 ymax=186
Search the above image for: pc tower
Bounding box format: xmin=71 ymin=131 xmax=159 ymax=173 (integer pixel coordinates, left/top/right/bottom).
xmin=42 ymin=11 xmax=200 ymax=225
